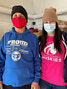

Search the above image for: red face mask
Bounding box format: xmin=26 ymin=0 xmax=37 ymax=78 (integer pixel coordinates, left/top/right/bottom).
xmin=12 ymin=17 xmax=27 ymax=28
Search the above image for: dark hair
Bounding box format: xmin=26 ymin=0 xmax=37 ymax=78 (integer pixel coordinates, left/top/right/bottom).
xmin=40 ymin=22 xmax=62 ymax=53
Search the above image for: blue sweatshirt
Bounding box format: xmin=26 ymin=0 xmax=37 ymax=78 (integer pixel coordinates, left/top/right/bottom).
xmin=0 ymin=27 xmax=41 ymax=87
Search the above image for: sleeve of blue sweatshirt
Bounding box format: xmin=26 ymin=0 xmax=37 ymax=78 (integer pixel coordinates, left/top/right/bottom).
xmin=0 ymin=35 xmax=6 ymax=81
xmin=33 ymin=37 xmax=41 ymax=83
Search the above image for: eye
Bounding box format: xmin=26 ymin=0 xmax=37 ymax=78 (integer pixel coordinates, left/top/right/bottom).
xmin=44 ymin=22 xmax=48 ymax=24
xmin=13 ymin=14 xmax=17 ymax=18
xmin=51 ymin=21 xmax=55 ymax=24
xmin=20 ymin=16 xmax=24 ymax=18
xmin=19 ymin=15 xmax=25 ymax=18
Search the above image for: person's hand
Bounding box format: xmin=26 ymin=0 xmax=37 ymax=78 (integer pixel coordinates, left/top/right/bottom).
xmin=0 ymin=81 xmax=3 ymax=89
xmin=31 ymin=82 xmax=39 ymax=89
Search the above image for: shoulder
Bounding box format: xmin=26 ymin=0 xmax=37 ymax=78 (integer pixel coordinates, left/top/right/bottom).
xmin=62 ymin=31 xmax=67 ymax=39
xmin=3 ymin=31 xmax=11 ymax=37
xmin=1 ymin=31 xmax=11 ymax=43
xmin=62 ymin=31 xmax=67 ymax=45
xmin=30 ymin=33 xmax=39 ymax=43
xmin=27 ymin=29 xmax=39 ymax=40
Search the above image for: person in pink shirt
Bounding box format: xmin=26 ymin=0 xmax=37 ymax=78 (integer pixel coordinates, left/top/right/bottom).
xmin=39 ymin=7 xmax=67 ymax=89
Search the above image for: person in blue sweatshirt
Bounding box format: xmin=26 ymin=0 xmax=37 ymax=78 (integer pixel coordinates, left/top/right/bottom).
xmin=0 ymin=5 xmax=41 ymax=89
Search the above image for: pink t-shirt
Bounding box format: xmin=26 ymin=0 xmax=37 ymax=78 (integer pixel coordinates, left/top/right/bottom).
xmin=41 ymin=36 xmax=67 ymax=86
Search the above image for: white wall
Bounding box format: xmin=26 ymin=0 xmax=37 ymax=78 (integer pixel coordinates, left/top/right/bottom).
xmin=33 ymin=0 xmax=67 ymax=14
xmin=0 ymin=0 xmax=67 ymax=39
xmin=0 ymin=0 xmax=67 ymax=21
xmin=33 ymin=0 xmax=67 ymax=21
xmin=0 ymin=0 xmax=34 ymax=39
xmin=28 ymin=0 xmax=67 ymax=30
xmin=0 ymin=14 xmax=11 ymax=39
xmin=0 ymin=0 xmax=34 ymax=14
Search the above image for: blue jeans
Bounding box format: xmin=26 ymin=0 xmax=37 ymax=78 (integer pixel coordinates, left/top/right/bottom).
xmin=39 ymin=79 xmax=67 ymax=89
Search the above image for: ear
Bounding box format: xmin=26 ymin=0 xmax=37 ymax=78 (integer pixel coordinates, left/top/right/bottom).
xmin=50 ymin=7 xmax=56 ymax=12
xmin=53 ymin=8 xmax=56 ymax=12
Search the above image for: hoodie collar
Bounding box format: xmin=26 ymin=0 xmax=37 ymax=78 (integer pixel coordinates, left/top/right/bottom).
xmin=10 ymin=27 xmax=31 ymax=37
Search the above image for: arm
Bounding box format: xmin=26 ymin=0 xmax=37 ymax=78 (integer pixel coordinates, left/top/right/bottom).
xmin=62 ymin=31 xmax=67 ymax=45
xmin=31 ymin=38 xmax=41 ymax=89
xmin=62 ymin=32 xmax=67 ymax=82
xmin=0 ymin=36 xmax=6 ymax=89
xmin=0 ymin=81 xmax=3 ymax=89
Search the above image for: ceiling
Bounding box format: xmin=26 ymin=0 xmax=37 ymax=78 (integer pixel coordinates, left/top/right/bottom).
xmin=0 ymin=0 xmax=34 ymax=14
xmin=0 ymin=0 xmax=67 ymax=15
